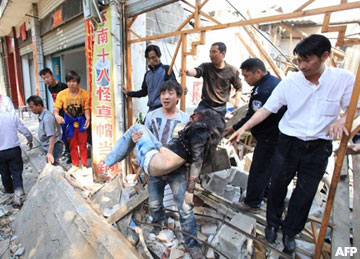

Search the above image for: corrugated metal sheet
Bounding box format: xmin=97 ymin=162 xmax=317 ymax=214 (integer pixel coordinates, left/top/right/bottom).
xmin=38 ymin=0 xmax=65 ymax=19
xmin=19 ymin=43 xmax=33 ymax=56
xmin=42 ymin=17 xmax=85 ymax=56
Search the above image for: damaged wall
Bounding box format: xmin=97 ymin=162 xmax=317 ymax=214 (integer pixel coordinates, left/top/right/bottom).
xmin=12 ymin=165 xmax=142 ymax=258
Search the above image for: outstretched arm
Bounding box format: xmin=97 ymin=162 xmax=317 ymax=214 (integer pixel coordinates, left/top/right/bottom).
xmin=228 ymin=107 xmax=272 ymax=143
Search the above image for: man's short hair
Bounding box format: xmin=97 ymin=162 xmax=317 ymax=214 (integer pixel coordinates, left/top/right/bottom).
xmin=39 ymin=68 xmax=53 ymax=76
xmin=240 ymin=58 xmax=266 ymax=73
xmin=293 ymin=34 xmax=331 ymax=59
xmin=65 ymin=70 xmax=81 ymax=83
xmin=145 ymin=45 xmax=161 ymax=58
xmin=212 ymin=42 xmax=226 ymax=53
xmin=160 ymin=80 xmax=183 ymax=97
xmin=27 ymin=95 xmax=44 ymax=107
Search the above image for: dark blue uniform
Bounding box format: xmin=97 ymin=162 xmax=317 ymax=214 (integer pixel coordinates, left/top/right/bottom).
xmin=233 ymin=72 xmax=286 ymax=208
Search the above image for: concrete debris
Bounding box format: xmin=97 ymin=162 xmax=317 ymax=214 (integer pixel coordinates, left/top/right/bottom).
xmin=201 ymin=224 xmax=217 ymax=236
xmin=157 ymin=229 xmax=175 ymax=243
xmin=12 ymin=165 xmax=142 ymax=258
xmin=14 ymin=245 xmax=25 ymax=256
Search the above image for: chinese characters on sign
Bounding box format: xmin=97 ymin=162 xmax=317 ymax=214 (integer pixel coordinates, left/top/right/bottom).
xmin=91 ymin=8 xmax=118 ymax=181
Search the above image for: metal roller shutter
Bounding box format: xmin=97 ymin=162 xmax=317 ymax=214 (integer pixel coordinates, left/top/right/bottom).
xmin=38 ymin=0 xmax=65 ymax=19
xmin=19 ymin=43 xmax=33 ymax=56
xmin=42 ymin=17 xmax=85 ymax=56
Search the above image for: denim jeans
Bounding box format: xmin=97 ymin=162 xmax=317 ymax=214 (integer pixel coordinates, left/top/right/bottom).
xmin=105 ymin=124 xmax=162 ymax=170
xmin=0 ymin=146 xmax=24 ymax=196
xmin=148 ymin=170 xmax=199 ymax=249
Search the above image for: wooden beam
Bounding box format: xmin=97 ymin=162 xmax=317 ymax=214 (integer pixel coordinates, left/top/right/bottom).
xmin=127 ymin=15 xmax=138 ymax=28
xmin=315 ymin=62 xmax=360 ymax=258
xmin=180 ymin=33 xmax=187 ymax=111
xmin=106 ymin=190 xmax=149 ymax=224
xmin=129 ymin=2 xmax=360 ymax=44
xmin=167 ymin=36 xmax=182 ymax=76
xmin=322 ymin=12 xmax=331 ymax=32
xmin=235 ymin=32 xmax=257 ymax=58
xmin=194 ymin=0 xmax=200 ymax=28
xmin=279 ymin=23 xmax=305 ymax=39
xmin=294 ymin=0 xmax=316 ymax=12
xmin=182 ymin=0 xmax=221 ymax=25
xmin=129 ymin=29 xmax=141 ymax=39
xmin=243 ymin=26 xmax=282 ymax=79
xmin=125 ymin=20 xmax=133 ymax=128
xmin=352 ymin=154 xmax=360 ymax=253
xmin=176 ymin=0 xmax=210 ymax=31
xmin=331 ymin=158 xmax=351 ymax=258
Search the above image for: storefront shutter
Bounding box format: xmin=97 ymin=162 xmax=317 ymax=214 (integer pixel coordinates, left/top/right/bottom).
xmin=42 ymin=17 xmax=85 ymax=56
xmin=38 ymin=0 xmax=65 ymax=19
xmin=19 ymin=43 xmax=33 ymax=56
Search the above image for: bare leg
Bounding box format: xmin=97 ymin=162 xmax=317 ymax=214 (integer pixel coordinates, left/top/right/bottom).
xmin=149 ymin=147 xmax=186 ymax=176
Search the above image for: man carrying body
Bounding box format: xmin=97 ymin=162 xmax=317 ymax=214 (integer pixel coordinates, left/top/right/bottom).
xmin=0 ymin=111 xmax=33 ymax=206
xmin=226 ymin=58 xmax=285 ymax=212
xmin=139 ymin=80 xmax=201 ymax=258
xmin=184 ymin=42 xmax=242 ymax=117
xmin=122 ymin=45 xmax=177 ymax=112
xmin=54 ymin=71 xmax=91 ymax=173
xmin=229 ymin=34 xmax=359 ymax=254
xmin=27 ymin=95 xmax=63 ymax=166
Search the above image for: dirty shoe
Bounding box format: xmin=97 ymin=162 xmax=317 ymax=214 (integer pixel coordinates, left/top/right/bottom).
xmin=233 ymin=201 xmax=260 ymax=213
xmin=13 ymin=194 xmax=23 ymax=208
xmin=189 ymin=247 xmax=203 ymax=259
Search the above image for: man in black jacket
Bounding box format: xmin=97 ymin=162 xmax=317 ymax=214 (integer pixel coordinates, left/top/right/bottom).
xmin=226 ymin=58 xmax=285 ymax=212
xmin=122 ymin=45 xmax=177 ymax=112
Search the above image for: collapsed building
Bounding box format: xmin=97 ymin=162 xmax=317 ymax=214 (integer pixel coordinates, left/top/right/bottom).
xmin=0 ymin=0 xmax=360 ymax=258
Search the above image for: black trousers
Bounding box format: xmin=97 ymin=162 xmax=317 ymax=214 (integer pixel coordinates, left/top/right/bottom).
xmin=244 ymin=138 xmax=277 ymax=207
xmin=0 ymin=146 xmax=25 ymax=195
xmin=266 ymin=134 xmax=332 ymax=237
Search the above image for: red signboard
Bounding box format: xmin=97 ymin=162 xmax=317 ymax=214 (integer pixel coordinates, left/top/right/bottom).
xmin=53 ymin=9 xmax=63 ymax=27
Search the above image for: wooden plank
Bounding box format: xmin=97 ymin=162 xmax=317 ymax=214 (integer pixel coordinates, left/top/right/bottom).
xmin=315 ymin=57 xmax=360 ymax=259
xmin=126 ymin=19 xmax=133 ymax=128
xmin=331 ymin=157 xmax=351 ymax=258
xmin=180 ymin=33 xmax=187 ymax=111
xmin=182 ymin=0 xmax=221 ymax=25
xmin=167 ymin=36 xmax=182 ymax=76
xmin=352 ymin=154 xmax=360 ymax=253
xmin=294 ymin=0 xmax=316 ymax=12
xmin=322 ymin=12 xmax=331 ymax=32
xmin=279 ymin=23 xmax=305 ymax=39
xmin=106 ymin=190 xmax=149 ymax=224
xmin=243 ymin=26 xmax=282 ymax=79
xmin=236 ymin=33 xmax=258 ymax=58
xmin=129 ymin=2 xmax=360 ymax=44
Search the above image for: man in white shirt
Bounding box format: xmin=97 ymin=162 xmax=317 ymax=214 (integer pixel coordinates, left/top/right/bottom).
xmin=0 ymin=112 xmax=33 ymax=207
xmin=229 ymin=34 xmax=360 ymax=254
xmin=0 ymin=94 xmax=15 ymax=113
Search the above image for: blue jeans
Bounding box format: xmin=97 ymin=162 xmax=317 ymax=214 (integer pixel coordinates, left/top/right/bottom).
xmin=148 ymin=170 xmax=199 ymax=249
xmin=105 ymin=124 xmax=162 ymax=170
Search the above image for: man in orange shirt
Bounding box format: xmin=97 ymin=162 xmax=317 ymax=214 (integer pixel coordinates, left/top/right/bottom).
xmin=54 ymin=71 xmax=90 ymax=172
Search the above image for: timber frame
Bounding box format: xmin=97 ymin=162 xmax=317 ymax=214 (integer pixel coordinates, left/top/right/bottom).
xmin=123 ymin=1 xmax=360 ymax=258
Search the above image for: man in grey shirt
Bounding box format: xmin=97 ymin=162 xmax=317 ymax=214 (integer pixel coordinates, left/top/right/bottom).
xmin=27 ymin=96 xmax=63 ymax=165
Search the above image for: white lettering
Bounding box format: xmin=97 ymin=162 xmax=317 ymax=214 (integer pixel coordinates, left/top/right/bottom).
xmin=335 ymin=247 xmax=358 ymax=256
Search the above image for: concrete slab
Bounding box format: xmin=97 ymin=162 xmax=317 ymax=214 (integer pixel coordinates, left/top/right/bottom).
xmin=217 ymin=213 xmax=256 ymax=259
xmin=12 ymin=165 xmax=142 ymax=258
